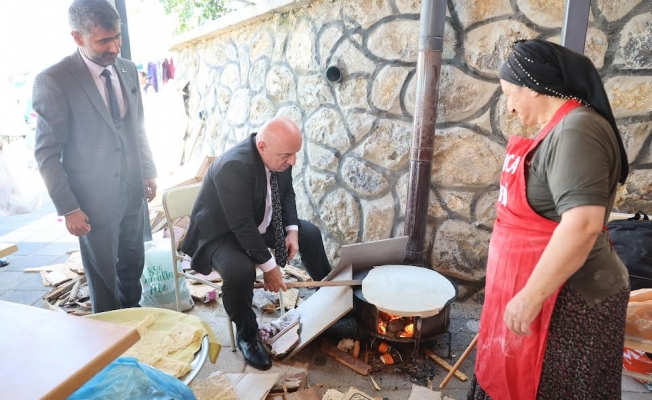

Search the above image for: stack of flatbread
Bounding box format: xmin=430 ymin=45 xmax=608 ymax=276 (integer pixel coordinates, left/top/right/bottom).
xmin=123 ymin=314 xmax=203 ymax=377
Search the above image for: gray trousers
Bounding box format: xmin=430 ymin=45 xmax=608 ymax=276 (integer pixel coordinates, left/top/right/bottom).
xmin=79 ymin=179 xmax=145 ymax=313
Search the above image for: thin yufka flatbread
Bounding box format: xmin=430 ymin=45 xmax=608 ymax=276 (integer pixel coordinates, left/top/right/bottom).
xmin=362 ymin=265 xmax=456 ymax=317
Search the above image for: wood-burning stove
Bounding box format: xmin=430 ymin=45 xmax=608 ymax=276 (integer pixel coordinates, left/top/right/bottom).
xmin=352 ymin=268 xmax=457 ymax=356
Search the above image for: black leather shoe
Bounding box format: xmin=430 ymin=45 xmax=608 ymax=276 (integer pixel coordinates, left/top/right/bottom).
xmin=237 ymin=333 xmax=272 ymax=370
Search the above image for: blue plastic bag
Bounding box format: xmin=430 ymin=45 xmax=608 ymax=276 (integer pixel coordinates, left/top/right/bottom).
xmin=68 ymin=357 xmax=197 ymax=400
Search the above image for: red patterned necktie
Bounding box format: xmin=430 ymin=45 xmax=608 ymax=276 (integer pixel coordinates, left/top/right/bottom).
xmin=270 ymin=172 xmax=288 ymax=267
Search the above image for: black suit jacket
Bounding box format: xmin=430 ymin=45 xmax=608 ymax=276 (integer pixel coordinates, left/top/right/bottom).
xmin=181 ymin=133 xmax=299 ymax=275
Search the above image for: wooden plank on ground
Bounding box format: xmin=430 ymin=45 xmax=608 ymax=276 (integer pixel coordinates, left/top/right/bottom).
xmin=321 ymin=341 xmax=372 ymax=376
xmin=424 ymin=349 xmax=468 ymax=381
xmin=24 ymin=264 xmax=68 ymax=273
xmin=288 ymin=265 xmax=353 ymax=358
xmin=226 ymin=372 xmax=280 ymax=400
xmin=45 ymin=270 xmax=72 ymax=287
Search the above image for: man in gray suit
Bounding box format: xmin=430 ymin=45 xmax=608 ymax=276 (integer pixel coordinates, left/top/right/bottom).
xmin=33 ymin=0 xmax=157 ymax=313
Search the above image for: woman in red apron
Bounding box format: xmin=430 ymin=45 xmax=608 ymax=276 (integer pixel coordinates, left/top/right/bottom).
xmin=468 ymin=40 xmax=630 ymax=400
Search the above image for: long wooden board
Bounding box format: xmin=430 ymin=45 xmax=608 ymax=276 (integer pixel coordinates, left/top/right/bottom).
xmin=325 ymin=236 xmax=408 ymax=280
xmin=287 ymin=265 xmax=353 ymax=358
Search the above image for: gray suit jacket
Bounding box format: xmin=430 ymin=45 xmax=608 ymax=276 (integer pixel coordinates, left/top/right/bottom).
xmin=33 ymin=51 xmax=156 ymax=225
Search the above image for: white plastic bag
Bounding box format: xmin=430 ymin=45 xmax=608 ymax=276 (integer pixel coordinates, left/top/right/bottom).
xmin=140 ymin=240 xmax=194 ymax=311
xmin=0 ymin=150 xmax=41 ymax=216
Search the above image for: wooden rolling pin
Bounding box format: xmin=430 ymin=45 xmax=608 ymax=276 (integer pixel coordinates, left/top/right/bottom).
xmin=253 ymin=280 xmax=361 ymax=289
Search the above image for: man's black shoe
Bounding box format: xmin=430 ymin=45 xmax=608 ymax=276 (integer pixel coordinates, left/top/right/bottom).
xmin=237 ymin=333 xmax=272 ymax=370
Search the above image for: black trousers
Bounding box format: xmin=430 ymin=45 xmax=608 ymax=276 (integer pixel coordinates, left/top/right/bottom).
xmin=210 ymin=219 xmax=330 ymax=339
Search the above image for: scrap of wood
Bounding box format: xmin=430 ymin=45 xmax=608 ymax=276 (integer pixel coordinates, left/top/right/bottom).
xmin=188 ymin=283 xmax=217 ymax=301
xmin=24 ymin=263 xmax=68 ymax=273
xmin=44 ymin=276 xmax=86 ymax=301
xmin=321 ymin=389 xmax=344 ymax=400
xmin=64 ymin=252 xmax=85 ymax=275
xmin=352 ymin=340 xmax=360 ymax=358
xmin=268 ymin=319 xmax=300 ymax=359
xmin=173 ymin=216 xmax=190 ymax=231
xmin=283 ymin=265 xmax=312 ymax=282
xmin=67 ymin=280 xmax=82 ymax=304
xmin=321 ymin=341 xmax=372 ymax=376
xmin=40 ymin=271 xmax=51 ymax=286
xmin=369 ymin=375 xmax=381 ymax=391
xmin=281 ymin=288 xmax=299 ymax=310
xmin=42 ymin=300 xmax=67 ymax=314
xmin=408 ymin=384 xmax=442 ymax=400
xmin=190 ymin=270 xmax=222 ymax=284
xmin=265 ymin=387 xmax=320 ymax=400
xmin=424 ymin=349 xmax=468 ymax=381
xmin=191 ymin=371 xmax=238 ymax=400
xmin=225 ymin=371 xmax=280 ymax=400
xmin=150 ymin=210 xmax=167 ymax=234
xmin=76 ymin=285 xmax=90 ymax=301
xmin=55 ymin=293 xmax=70 ymax=306
xmin=341 ymin=387 xmax=376 ymax=400
xmin=269 ymin=372 xmax=307 ymax=393
xmin=75 ymin=301 xmax=92 ymax=310
xmin=45 ymin=270 xmax=72 ymax=287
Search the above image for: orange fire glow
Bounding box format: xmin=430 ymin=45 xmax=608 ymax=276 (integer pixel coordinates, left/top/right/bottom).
xmin=377 ymin=311 xmax=415 ymax=338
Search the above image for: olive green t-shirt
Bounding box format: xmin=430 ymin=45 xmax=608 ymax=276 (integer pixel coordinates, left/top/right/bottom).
xmin=526 ymin=106 xmax=629 ymax=305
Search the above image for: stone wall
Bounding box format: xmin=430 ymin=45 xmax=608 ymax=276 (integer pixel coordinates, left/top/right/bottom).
xmin=172 ymin=0 xmax=652 ymax=285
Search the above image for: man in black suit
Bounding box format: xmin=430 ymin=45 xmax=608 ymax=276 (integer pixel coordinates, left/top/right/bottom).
xmin=181 ymin=117 xmax=330 ymax=370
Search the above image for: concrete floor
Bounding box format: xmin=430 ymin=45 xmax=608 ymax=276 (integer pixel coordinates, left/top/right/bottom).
xmin=1 ymin=200 xmax=650 ymax=399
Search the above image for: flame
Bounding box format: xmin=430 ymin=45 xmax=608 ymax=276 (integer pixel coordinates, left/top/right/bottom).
xmin=376 ymin=311 xmax=415 ymax=338
xmin=401 ymin=323 xmax=414 ymax=338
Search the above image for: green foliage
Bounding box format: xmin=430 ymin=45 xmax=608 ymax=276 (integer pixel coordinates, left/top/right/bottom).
xmin=158 ymin=0 xmax=231 ymax=33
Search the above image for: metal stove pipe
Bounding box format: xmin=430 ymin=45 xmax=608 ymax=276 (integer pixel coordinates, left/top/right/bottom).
xmin=403 ymin=0 xmax=447 ymax=265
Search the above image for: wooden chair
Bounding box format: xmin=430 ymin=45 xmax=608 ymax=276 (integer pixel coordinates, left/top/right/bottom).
xmin=161 ymin=183 xmax=236 ymax=351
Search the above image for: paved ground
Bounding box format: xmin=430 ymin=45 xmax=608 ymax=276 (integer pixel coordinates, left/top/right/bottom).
xmin=1 ymin=200 xmax=650 ymax=399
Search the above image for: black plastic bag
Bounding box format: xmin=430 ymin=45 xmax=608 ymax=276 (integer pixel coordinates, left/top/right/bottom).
xmin=607 ymin=211 xmax=652 ymax=290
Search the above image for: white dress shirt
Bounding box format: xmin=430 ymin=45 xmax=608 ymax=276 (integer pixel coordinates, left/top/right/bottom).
xmin=80 ymin=50 xmax=127 ymax=118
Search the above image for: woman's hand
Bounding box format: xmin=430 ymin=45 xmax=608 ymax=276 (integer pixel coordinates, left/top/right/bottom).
xmin=504 ymin=289 xmax=544 ymax=336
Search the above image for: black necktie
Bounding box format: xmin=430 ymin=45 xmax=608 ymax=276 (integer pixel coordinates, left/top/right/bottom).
xmin=270 ymin=172 xmax=288 ymax=267
xmin=100 ymin=69 xmax=121 ymax=124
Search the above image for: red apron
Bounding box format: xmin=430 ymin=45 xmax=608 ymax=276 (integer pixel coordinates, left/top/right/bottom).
xmin=475 ymin=100 xmax=581 ymax=400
